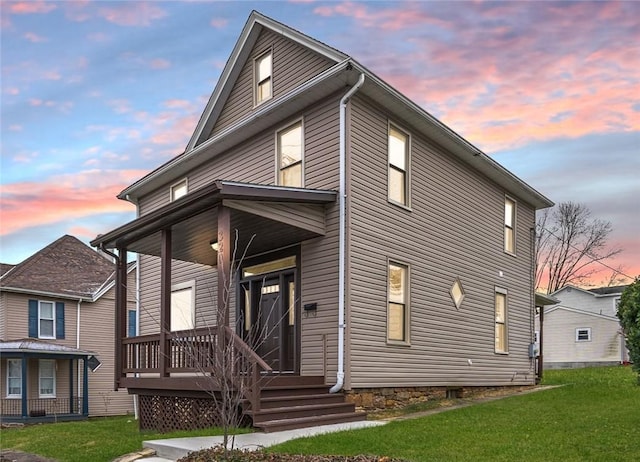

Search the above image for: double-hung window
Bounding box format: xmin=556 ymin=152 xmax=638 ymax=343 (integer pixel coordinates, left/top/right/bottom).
xmin=388 ymin=124 xmax=410 ymax=206
xmin=7 ymin=359 xmax=22 ymax=398
xmin=277 ymin=121 xmax=303 ymax=187
xmin=388 ymin=261 xmax=409 ymax=343
xmin=255 ymin=51 xmax=272 ymax=105
xmin=504 ymin=197 xmax=516 ymax=254
xmin=39 ymin=301 xmax=55 ymax=339
xmin=39 ymin=359 xmax=55 ymax=398
xmin=170 ymin=178 xmax=188 ymax=201
xmin=495 ymin=289 xmax=508 ymax=353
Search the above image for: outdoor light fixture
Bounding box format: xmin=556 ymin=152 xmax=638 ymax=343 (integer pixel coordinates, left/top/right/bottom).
xmin=210 ymin=240 xmax=219 ymax=251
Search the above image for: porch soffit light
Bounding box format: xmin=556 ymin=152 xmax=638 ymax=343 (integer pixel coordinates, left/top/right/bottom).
xmin=210 ymin=241 xmax=219 ymax=251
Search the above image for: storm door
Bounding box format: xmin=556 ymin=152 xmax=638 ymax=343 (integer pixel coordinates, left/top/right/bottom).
xmin=239 ymin=255 xmax=298 ymax=373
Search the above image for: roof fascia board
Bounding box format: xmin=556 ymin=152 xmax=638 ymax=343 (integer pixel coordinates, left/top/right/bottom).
xmin=545 ymin=304 xmax=619 ymax=321
xmin=92 ymin=262 xmax=137 ymax=301
xmin=552 ymin=285 xmax=622 ymax=299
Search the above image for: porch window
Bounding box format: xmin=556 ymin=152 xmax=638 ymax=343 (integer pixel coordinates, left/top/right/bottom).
xmin=388 ymin=124 xmax=410 ymax=206
xmin=7 ymin=359 xmax=22 ymax=398
xmin=171 ymin=282 xmax=195 ymax=332
xmin=39 ymin=301 xmax=55 ymax=339
xmin=388 ymin=261 xmax=409 ymax=343
xmin=504 ymin=197 xmax=516 ymax=254
xmin=255 ymin=50 xmax=272 ymax=105
xmin=170 ymin=178 xmax=188 ymax=201
xmin=495 ymin=289 xmax=508 ymax=353
xmin=242 ymin=256 xmax=296 ymax=278
xmin=39 ymin=359 xmax=56 ymax=398
xmin=277 ymin=121 xmax=303 ymax=187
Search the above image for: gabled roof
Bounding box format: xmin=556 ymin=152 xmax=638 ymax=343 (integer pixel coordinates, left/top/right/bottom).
xmin=117 ymin=11 xmax=553 ymax=211
xmin=588 ymin=285 xmax=628 ymax=296
xmin=0 ymin=263 xmax=15 ymax=277
xmin=544 ymin=304 xmax=620 ymax=322
xmin=0 ymin=235 xmax=115 ymax=300
xmin=553 ymin=284 xmax=627 ymax=299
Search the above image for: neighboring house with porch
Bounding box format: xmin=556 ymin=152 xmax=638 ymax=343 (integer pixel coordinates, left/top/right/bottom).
xmin=91 ymin=11 xmax=553 ymax=432
xmin=0 ymin=235 xmax=135 ymax=422
xmin=535 ymin=285 xmax=629 ymax=369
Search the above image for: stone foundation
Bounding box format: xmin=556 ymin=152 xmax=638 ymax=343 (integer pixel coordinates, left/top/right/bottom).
xmin=345 ymin=385 xmax=532 ymax=411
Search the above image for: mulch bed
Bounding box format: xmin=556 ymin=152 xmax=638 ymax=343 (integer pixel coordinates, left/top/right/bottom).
xmin=0 ymin=451 xmax=56 ymax=462
xmin=178 ymin=447 xmax=407 ymax=462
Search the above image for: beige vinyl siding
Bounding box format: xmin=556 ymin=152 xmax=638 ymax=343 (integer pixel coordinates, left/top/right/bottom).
xmin=0 ymin=292 xmax=6 ymax=338
xmin=348 ymin=95 xmax=536 ymax=387
xmin=210 ymin=28 xmax=334 ymax=137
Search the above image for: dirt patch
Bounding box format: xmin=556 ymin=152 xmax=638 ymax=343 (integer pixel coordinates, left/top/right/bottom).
xmin=178 ymin=447 xmax=407 ymax=462
xmin=0 ymin=450 xmax=56 ymax=462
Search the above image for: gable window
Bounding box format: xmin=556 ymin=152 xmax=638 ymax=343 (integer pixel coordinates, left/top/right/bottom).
xmin=255 ymin=51 xmax=272 ymax=105
xmin=388 ymin=261 xmax=409 ymax=343
xmin=39 ymin=301 xmax=55 ymax=339
xmin=39 ymin=360 xmax=55 ymax=398
xmin=170 ymin=178 xmax=188 ymax=201
xmin=504 ymin=197 xmax=516 ymax=254
xmin=388 ymin=124 xmax=410 ymax=206
xmin=277 ymin=121 xmax=303 ymax=187
xmin=576 ymin=328 xmax=591 ymax=342
xmin=171 ymin=282 xmax=195 ymax=332
xmin=7 ymin=359 xmax=22 ymax=398
xmin=495 ymin=289 xmax=508 ymax=353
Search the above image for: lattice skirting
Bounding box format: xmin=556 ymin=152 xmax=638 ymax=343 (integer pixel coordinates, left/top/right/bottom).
xmin=138 ymin=394 xmax=241 ymax=432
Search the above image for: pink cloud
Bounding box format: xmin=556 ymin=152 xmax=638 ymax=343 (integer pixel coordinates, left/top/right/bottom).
xmin=4 ymin=87 xmax=20 ymax=95
xmin=210 ymin=18 xmax=227 ymax=29
xmin=5 ymin=1 xmax=56 ymax=14
xmin=98 ymin=2 xmax=167 ymax=27
xmin=24 ymin=32 xmax=48 ymax=42
xmin=150 ymin=58 xmax=170 ymax=70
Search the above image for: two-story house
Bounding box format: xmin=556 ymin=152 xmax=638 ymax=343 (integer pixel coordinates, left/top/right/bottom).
xmin=536 ymin=285 xmax=629 ymax=369
xmin=0 ymin=235 xmax=135 ymax=422
xmin=91 ymin=11 xmax=553 ymax=432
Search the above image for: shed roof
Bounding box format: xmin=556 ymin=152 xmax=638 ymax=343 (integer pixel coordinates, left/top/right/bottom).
xmin=0 ymin=338 xmax=95 ymax=356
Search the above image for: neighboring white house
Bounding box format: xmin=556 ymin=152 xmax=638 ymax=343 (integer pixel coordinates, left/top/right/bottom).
xmin=536 ymin=285 xmax=629 ymax=369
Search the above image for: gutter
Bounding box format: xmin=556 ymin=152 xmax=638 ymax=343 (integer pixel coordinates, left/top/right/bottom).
xmin=330 ymin=71 xmax=365 ymax=394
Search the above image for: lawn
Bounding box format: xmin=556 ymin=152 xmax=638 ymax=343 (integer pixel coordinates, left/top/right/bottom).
xmin=269 ymin=366 xmax=640 ymax=462
xmin=1 ymin=366 xmax=638 ymax=462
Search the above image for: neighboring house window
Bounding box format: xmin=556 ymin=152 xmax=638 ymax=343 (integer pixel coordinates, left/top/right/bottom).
xmin=576 ymin=328 xmax=591 ymax=342
xmin=7 ymin=359 xmax=22 ymax=398
xmin=388 ymin=124 xmax=410 ymax=206
xmin=504 ymin=197 xmax=516 ymax=254
xmin=388 ymin=261 xmax=409 ymax=343
xmin=128 ymin=310 xmax=137 ymax=337
xmin=255 ymin=51 xmax=272 ymax=105
xmin=171 ymin=282 xmax=195 ymax=332
xmin=39 ymin=360 xmax=56 ymax=398
xmin=28 ymin=300 xmax=65 ymax=339
xmin=495 ymin=289 xmax=508 ymax=353
xmin=277 ymin=121 xmax=303 ymax=187
xmin=170 ymin=178 xmax=188 ymax=201
xmin=614 ymin=297 xmax=621 ymax=313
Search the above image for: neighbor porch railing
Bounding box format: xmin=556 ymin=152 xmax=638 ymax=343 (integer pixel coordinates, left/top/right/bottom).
xmin=1 ymin=397 xmax=82 ymax=417
xmin=122 ymin=326 xmax=272 ymax=411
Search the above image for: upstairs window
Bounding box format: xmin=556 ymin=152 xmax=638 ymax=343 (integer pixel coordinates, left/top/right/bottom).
xmin=388 ymin=124 xmax=410 ymax=206
xmin=255 ymin=51 xmax=272 ymax=105
xmin=39 ymin=301 xmax=55 ymax=339
xmin=7 ymin=359 xmax=22 ymax=398
xmin=277 ymin=121 xmax=303 ymax=187
xmin=495 ymin=289 xmax=508 ymax=353
xmin=170 ymin=178 xmax=188 ymax=201
xmin=171 ymin=282 xmax=195 ymax=332
xmin=29 ymin=300 xmax=64 ymax=339
xmin=504 ymin=197 xmax=516 ymax=254
xmin=388 ymin=261 xmax=409 ymax=343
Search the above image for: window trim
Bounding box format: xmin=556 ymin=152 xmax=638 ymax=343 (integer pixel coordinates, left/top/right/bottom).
xmin=254 ymin=49 xmax=273 ymax=106
xmin=504 ymin=196 xmax=517 ymax=255
xmin=38 ymin=359 xmax=56 ymax=398
xmin=387 ymin=259 xmax=410 ymax=345
xmin=170 ymin=178 xmax=188 ymax=202
xmin=387 ymin=122 xmax=411 ymax=209
xmin=38 ymin=300 xmax=55 ymax=339
xmin=575 ymin=327 xmax=592 ymax=342
xmin=170 ymin=280 xmax=196 ymax=332
xmin=6 ymin=359 xmax=22 ymax=399
xmin=275 ymin=119 xmax=304 ymax=188
xmin=494 ymin=287 xmax=508 ymax=354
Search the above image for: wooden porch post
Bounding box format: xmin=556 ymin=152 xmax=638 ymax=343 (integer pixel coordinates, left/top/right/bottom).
xmin=82 ymin=357 xmax=89 ymax=416
xmin=217 ymin=206 xmax=231 ymax=328
xmin=159 ymin=228 xmax=172 ymax=377
xmin=114 ymin=246 xmax=128 ymax=389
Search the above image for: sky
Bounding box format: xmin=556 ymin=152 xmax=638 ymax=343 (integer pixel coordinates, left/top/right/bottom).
xmin=1 ymin=0 xmax=638 ymax=287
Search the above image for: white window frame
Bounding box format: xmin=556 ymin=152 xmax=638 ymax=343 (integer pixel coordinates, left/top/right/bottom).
xmin=39 ymin=359 xmax=56 ymax=398
xmin=7 ymin=359 xmax=22 ymax=398
xmin=575 ymin=327 xmax=591 ymax=342
xmin=38 ymin=300 xmax=55 ymax=339
xmin=387 ymin=260 xmax=410 ymax=345
xmin=504 ymin=196 xmax=516 ymax=255
xmin=170 ymin=178 xmax=188 ymax=202
xmin=388 ymin=122 xmax=411 ymax=208
xmin=254 ymin=49 xmax=273 ymax=106
xmin=495 ymin=288 xmax=508 ymax=354
xmin=276 ymin=120 xmax=304 ymax=187
xmin=171 ymin=281 xmax=196 ymax=332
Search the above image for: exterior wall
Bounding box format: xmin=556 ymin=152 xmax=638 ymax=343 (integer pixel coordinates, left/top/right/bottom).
xmin=210 ymin=28 xmax=334 ymax=137
xmin=0 ymin=292 xmax=6 ymax=338
xmin=541 ymin=308 xmax=623 ymax=367
xmin=347 ymin=94 xmax=537 ymax=388
xmin=551 ymin=287 xmax=619 ymax=317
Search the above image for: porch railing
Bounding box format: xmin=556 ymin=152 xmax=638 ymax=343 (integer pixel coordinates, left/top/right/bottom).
xmin=1 ymin=397 xmax=82 ymax=417
xmin=122 ymin=326 xmax=272 ymax=411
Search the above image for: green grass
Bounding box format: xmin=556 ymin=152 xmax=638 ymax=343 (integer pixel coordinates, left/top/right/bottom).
xmin=0 ymin=415 xmax=249 ymax=462
xmin=269 ymin=366 xmax=640 ymax=462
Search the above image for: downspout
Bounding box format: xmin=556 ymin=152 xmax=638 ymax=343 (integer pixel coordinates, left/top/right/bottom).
xmin=330 ymin=71 xmax=365 ymax=394
xmin=77 ymin=299 xmax=82 ymax=405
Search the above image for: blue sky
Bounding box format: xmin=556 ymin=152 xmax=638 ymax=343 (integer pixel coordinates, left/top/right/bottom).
xmin=1 ymin=0 xmax=639 ymax=283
